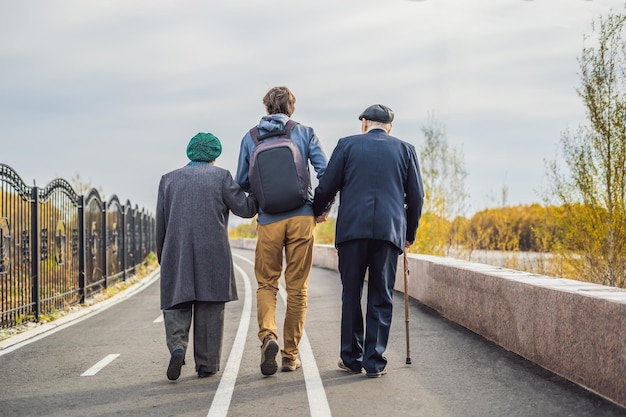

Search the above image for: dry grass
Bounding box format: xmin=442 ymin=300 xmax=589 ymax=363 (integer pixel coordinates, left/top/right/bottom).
xmin=0 ymin=254 xmax=158 ymax=342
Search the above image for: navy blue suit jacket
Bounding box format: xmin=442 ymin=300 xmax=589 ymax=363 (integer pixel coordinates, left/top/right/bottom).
xmin=313 ymin=128 xmax=424 ymax=253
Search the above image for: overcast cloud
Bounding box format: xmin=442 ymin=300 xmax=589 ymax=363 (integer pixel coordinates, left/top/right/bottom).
xmin=1 ymin=0 xmax=623 ymax=221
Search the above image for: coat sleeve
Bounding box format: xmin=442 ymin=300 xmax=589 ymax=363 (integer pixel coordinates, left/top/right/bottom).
xmin=312 ymin=140 xmax=345 ymax=216
xmin=155 ymin=177 xmax=166 ymax=263
xmin=222 ymin=170 xmax=258 ymax=218
xmin=404 ymin=145 xmax=425 ymax=244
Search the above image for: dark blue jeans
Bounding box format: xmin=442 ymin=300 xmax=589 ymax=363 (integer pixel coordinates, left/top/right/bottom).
xmin=337 ymin=239 xmax=400 ymax=374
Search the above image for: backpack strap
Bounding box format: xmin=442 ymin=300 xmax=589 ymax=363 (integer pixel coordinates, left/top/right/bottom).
xmin=250 ymin=119 xmax=299 ymax=144
xmin=284 ymin=119 xmax=298 ymax=137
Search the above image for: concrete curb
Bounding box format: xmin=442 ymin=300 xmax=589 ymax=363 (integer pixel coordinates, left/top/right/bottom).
xmin=230 ymin=238 xmax=626 ymax=409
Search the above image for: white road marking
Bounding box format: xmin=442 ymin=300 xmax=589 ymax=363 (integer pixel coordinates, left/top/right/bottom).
xmin=231 ymin=253 xmax=332 ymax=417
xmin=81 ymin=354 xmax=120 ymax=376
xmin=207 ymin=262 xmax=252 ymax=417
xmin=153 ymin=315 xmax=164 ymax=323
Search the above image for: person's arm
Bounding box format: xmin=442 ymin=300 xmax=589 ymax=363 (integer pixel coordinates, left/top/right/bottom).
xmin=155 ymin=178 xmax=166 ymax=263
xmin=404 ymin=145 xmax=425 ymax=245
xmin=307 ymin=129 xmax=328 ymax=180
xmin=313 ymin=140 xmax=345 ymax=217
xmin=223 ymin=170 xmax=258 ymax=218
xmin=235 ymin=133 xmax=253 ymax=192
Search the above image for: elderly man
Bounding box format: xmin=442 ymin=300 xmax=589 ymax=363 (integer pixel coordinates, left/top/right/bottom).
xmin=313 ymin=104 xmax=424 ymax=378
xmin=156 ymin=132 xmax=257 ymax=380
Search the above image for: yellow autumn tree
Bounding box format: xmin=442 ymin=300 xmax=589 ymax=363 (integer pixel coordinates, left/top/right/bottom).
xmin=412 ymin=112 xmax=469 ymax=256
xmin=545 ymin=8 xmax=626 ymax=287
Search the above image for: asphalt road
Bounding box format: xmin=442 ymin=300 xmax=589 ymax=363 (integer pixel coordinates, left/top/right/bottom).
xmin=0 ymin=247 xmax=624 ymax=417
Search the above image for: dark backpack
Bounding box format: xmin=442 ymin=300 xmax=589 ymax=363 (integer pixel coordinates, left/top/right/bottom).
xmin=248 ymin=120 xmax=310 ymax=214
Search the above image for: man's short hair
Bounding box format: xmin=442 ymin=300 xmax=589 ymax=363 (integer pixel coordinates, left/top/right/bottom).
xmin=365 ymin=120 xmax=392 ymax=131
xmin=263 ymin=86 xmax=296 ymax=116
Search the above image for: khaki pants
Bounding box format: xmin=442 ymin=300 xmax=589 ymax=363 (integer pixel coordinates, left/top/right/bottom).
xmin=255 ymin=215 xmax=315 ymax=360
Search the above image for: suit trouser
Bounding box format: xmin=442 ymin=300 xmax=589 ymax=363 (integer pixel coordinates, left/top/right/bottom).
xmin=255 ymin=215 xmax=315 ymax=360
xmin=337 ymin=239 xmax=400 ymax=374
xmin=163 ymin=301 xmax=225 ymax=373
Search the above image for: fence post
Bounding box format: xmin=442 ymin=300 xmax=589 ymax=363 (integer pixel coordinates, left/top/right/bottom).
xmin=102 ymin=201 xmax=107 ymax=289
xmin=30 ymin=186 xmax=40 ymax=321
xmin=121 ymin=209 xmax=127 ymax=282
xmin=78 ymin=195 xmax=85 ymax=303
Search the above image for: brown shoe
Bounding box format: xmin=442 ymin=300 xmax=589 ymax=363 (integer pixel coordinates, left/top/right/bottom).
xmin=260 ymin=335 xmax=279 ymax=376
xmin=281 ymin=357 xmax=302 ymax=372
xmin=338 ymin=359 xmax=362 ymax=374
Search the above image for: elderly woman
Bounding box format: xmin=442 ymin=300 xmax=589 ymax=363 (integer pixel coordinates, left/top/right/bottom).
xmin=156 ymin=132 xmax=257 ymax=380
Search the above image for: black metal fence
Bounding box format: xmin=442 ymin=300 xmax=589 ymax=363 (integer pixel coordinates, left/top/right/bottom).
xmin=0 ymin=163 xmax=155 ymax=330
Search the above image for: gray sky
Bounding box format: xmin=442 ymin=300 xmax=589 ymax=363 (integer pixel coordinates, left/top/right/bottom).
xmin=1 ymin=0 xmax=622 ymax=220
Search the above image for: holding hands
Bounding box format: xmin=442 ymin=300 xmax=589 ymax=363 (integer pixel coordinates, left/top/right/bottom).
xmin=315 ymin=212 xmax=329 ymax=223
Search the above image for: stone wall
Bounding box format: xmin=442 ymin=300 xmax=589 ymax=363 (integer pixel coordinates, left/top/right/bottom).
xmin=230 ymin=239 xmax=626 ymax=408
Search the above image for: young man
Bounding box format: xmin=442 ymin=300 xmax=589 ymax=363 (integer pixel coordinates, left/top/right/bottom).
xmin=313 ymin=104 xmax=424 ymax=378
xmin=236 ymin=86 xmax=328 ymax=375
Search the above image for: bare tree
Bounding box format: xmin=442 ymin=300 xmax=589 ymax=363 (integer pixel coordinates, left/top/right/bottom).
xmin=414 ymin=111 xmax=469 ymax=255
xmin=545 ymin=8 xmax=626 ymax=287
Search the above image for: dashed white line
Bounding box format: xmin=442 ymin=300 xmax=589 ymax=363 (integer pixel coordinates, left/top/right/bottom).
xmin=153 ymin=315 xmax=164 ymax=323
xmin=231 ymin=253 xmax=332 ymax=417
xmin=81 ymin=354 xmax=120 ymax=376
xmin=207 ymin=262 xmax=252 ymax=417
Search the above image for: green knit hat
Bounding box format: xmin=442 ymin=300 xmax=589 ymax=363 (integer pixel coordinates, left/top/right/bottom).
xmin=186 ymin=132 xmax=222 ymax=162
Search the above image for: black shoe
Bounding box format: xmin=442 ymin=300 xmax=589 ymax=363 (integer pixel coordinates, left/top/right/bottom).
xmin=167 ymin=348 xmax=185 ymax=381
xmin=366 ymin=367 xmax=388 ymax=378
xmin=260 ymin=335 xmax=279 ymax=376
xmin=198 ymin=368 xmax=215 ymax=378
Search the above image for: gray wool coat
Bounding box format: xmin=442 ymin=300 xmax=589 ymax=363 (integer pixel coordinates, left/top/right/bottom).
xmin=156 ymin=163 xmax=257 ymax=310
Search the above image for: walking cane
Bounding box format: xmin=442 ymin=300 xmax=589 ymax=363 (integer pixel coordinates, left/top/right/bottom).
xmin=403 ymin=249 xmax=412 ymax=365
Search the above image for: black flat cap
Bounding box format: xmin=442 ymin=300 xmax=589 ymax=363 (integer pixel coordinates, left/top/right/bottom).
xmin=358 ymin=104 xmax=394 ymax=123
